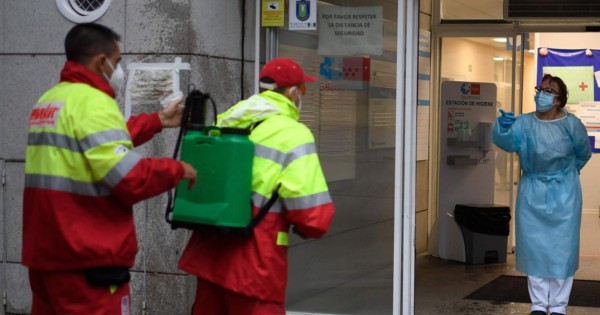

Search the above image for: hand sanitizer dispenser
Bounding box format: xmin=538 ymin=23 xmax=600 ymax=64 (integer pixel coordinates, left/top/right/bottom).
xmin=478 ymin=122 xmax=493 ymax=152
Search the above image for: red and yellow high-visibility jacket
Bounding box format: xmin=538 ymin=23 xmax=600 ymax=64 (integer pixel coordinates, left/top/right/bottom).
xmin=22 ymin=61 xmax=184 ymax=270
xmin=178 ymin=90 xmax=335 ymax=303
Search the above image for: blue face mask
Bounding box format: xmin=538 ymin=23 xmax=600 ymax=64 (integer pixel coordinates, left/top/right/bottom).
xmin=534 ymin=91 xmax=556 ymax=113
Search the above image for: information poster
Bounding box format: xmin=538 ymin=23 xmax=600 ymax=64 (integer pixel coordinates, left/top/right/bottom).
xmin=317 ymin=6 xmax=383 ymax=56
xmin=578 ymin=102 xmax=600 ymax=153
xmin=537 ymin=48 xmax=600 ymax=103
xmin=262 ymin=0 xmax=284 ymax=27
xmin=289 ymin=0 xmax=317 ymax=30
xmin=441 ymin=82 xmax=496 ymax=146
xmin=579 ymin=101 xmax=600 ymax=130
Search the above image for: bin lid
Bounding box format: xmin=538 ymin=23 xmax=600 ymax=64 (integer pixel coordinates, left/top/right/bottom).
xmin=454 ymin=204 xmax=511 ymax=236
xmin=455 ymin=204 xmax=510 ymax=210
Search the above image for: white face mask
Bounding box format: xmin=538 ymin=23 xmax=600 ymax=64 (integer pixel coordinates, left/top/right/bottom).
xmin=292 ymin=87 xmax=303 ymax=113
xmin=102 ymin=58 xmax=125 ymax=94
xmin=294 ymin=89 xmax=302 ymax=113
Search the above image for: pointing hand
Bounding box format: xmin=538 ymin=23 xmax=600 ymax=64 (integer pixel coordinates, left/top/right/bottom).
xmin=498 ymin=109 xmax=516 ymax=129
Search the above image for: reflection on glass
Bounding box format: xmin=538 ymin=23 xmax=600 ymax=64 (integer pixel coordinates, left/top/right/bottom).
xmin=275 ymin=1 xmax=398 ymax=314
xmin=440 ymin=36 xmax=515 ymax=205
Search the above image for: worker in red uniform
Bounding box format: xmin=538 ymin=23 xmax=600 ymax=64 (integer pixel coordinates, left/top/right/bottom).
xmin=178 ymin=58 xmax=335 ymax=314
xmin=22 ymin=23 xmax=197 ymax=315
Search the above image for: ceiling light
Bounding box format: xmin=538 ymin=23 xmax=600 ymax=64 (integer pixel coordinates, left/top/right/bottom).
xmin=493 ymin=57 xmax=504 ymax=61
xmin=493 ymin=38 xmax=507 ymax=43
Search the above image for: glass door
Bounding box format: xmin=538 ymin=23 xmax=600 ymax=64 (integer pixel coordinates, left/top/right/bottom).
xmin=417 ymin=34 xmax=523 ymax=314
xmin=278 ymin=2 xmax=398 ymax=314
xmin=257 ymin=0 xmax=418 ymax=314
xmin=440 ymin=35 xmax=524 ymax=228
xmin=439 ymin=34 xmax=522 ymax=242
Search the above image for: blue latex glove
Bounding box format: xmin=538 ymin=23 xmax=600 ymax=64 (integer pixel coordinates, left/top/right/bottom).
xmin=498 ymin=109 xmax=516 ymax=129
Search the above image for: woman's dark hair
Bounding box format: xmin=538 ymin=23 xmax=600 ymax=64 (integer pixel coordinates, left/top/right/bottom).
xmin=542 ymin=73 xmax=568 ymax=108
xmin=65 ymin=23 xmax=121 ymax=64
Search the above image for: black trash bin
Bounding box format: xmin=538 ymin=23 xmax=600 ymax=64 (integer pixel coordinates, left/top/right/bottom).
xmin=454 ymin=204 xmax=511 ymax=265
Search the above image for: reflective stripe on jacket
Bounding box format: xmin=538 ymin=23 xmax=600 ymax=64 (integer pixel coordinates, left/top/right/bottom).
xmin=178 ymin=90 xmax=335 ymax=303
xmin=23 ymin=80 xmax=183 ymax=270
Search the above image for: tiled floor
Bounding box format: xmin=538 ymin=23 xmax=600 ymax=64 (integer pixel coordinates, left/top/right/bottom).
xmin=416 ymin=254 xmax=600 ymax=315
xmin=287 ymin=212 xmax=600 ymax=315
xmin=289 ymin=254 xmax=600 ymax=315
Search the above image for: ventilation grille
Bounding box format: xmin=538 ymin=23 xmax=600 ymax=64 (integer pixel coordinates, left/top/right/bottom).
xmin=73 ymin=0 xmax=105 ymax=12
xmin=505 ymin=0 xmax=600 ymax=19
xmin=56 ymin=0 xmax=111 ymax=23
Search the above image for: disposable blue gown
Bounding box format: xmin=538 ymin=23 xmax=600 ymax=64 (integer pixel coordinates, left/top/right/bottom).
xmin=492 ymin=111 xmax=591 ymax=279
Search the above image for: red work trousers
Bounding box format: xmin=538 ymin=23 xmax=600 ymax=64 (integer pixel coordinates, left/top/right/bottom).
xmin=191 ymin=277 xmax=285 ymax=315
xmin=28 ymin=269 xmax=131 ymax=315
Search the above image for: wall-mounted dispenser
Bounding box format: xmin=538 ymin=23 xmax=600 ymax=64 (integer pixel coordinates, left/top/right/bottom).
xmin=478 ymin=122 xmax=493 ymax=152
xmin=445 ymin=121 xmax=494 ymax=165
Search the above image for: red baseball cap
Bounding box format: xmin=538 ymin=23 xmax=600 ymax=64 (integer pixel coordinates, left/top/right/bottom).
xmin=259 ymin=58 xmax=316 ymax=90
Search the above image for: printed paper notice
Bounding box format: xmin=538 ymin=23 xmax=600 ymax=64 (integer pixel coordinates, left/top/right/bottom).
xmin=124 ymin=57 xmax=190 ymax=120
xmin=579 ymin=101 xmax=600 ymax=130
xmin=128 ymin=69 xmax=173 ymax=104
xmin=317 ymin=6 xmax=383 ymax=56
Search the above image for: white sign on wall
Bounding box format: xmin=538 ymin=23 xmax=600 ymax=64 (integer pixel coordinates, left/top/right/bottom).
xmin=317 ymin=6 xmax=383 ymax=56
xmin=578 ymin=101 xmax=600 ymax=130
xmin=289 ymin=0 xmax=317 ymax=30
xmin=124 ymin=57 xmax=190 ymax=120
xmin=431 ymin=81 xmax=497 ymax=262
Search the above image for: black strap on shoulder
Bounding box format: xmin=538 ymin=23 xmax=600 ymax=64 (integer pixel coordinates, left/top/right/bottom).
xmin=248 ymin=119 xmax=266 ymax=131
xmin=243 ymin=189 xmax=279 ymax=236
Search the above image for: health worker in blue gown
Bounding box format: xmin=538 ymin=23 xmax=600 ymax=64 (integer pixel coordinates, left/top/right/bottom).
xmin=492 ymin=74 xmax=592 ymax=315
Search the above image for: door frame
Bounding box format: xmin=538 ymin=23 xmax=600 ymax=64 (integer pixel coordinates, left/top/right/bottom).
xmin=428 ymin=2 xmax=589 ymax=238
xmin=395 ymin=1 xmax=419 ymax=314
xmin=429 ymin=0 xmax=525 ymax=256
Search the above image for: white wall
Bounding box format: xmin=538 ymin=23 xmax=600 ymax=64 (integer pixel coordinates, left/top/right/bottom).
xmin=538 ymin=33 xmax=600 ymax=212
xmin=441 ymin=37 xmax=535 ymax=114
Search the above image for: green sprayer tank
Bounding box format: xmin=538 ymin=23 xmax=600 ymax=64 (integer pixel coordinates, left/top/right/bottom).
xmin=171 ymin=126 xmax=254 ymax=232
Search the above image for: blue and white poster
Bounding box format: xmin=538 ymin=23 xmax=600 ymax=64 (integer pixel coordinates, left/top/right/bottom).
xmin=538 ymin=48 xmax=600 ymax=152
xmin=289 ymin=0 xmax=317 ymax=30
xmin=537 ymin=48 xmax=600 ymax=104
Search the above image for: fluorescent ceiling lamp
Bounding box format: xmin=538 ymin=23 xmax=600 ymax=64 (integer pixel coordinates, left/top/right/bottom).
xmin=528 ymin=49 xmax=535 ymax=53
xmin=493 ymin=38 xmax=507 ymax=43
xmin=493 ymin=57 xmax=504 ymax=61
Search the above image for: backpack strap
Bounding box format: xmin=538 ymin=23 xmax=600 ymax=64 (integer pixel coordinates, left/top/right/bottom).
xmin=243 ymin=188 xmax=279 ymax=236
xmin=248 ymin=119 xmax=265 ymax=132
